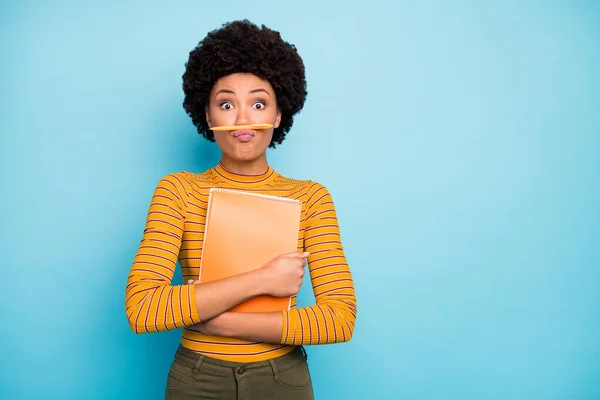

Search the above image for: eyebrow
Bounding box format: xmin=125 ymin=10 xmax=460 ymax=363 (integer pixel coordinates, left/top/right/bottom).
xmin=215 ymin=89 xmax=235 ymax=96
xmin=249 ymin=89 xmax=270 ymax=96
xmin=214 ymin=88 xmax=271 ymax=97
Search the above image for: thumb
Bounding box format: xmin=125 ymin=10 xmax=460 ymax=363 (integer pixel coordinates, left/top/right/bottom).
xmin=286 ymin=251 xmax=310 ymax=258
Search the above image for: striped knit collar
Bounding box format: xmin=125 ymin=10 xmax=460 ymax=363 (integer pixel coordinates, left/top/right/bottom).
xmin=212 ymin=162 xmax=277 ymax=186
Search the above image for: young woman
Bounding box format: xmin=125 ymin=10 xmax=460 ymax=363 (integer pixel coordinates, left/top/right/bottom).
xmin=125 ymin=20 xmax=357 ymax=399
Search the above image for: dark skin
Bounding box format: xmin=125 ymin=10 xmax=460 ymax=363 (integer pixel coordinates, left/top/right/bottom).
xmin=189 ymin=72 xmax=308 ymax=343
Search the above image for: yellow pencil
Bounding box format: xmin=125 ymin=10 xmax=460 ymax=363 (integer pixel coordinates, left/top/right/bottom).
xmin=210 ymin=123 xmax=273 ymax=131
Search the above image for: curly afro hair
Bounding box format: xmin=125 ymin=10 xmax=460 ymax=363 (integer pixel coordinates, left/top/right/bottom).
xmin=182 ymin=20 xmax=308 ymax=148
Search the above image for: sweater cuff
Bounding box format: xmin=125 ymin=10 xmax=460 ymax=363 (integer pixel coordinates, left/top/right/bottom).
xmin=187 ymin=284 xmax=201 ymax=325
xmin=281 ymin=310 xmax=290 ymax=344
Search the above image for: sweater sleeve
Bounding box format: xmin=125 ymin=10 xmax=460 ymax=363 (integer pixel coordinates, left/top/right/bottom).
xmin=281 ymin=183 xmax=357 ymax=345
xmin=125 ymin=174 xmax=200 ymax=333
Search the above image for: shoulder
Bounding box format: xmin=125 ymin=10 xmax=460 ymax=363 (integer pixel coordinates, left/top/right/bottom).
xmin=274 ymin=171 xmax=333 ymax=207
xmin=156 ymin=168 xmax=218 ymax=192
xmin=151 ymin=171 xmax=197 ymax=201
xmin=155 ymin=171 xmax=189 ymax=188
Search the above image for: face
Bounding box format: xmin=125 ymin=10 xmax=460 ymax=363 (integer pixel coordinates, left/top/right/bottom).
xmin=206 ymin=73 xmax=282 ymax=165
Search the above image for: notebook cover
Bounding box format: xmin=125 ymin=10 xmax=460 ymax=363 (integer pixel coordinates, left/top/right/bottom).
xmin=199 ymin=188 xmax=302 ymax=313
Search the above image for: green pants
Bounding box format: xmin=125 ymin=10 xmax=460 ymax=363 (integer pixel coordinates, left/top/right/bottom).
xmin=164 ymin=345 xmax=315 ymax=399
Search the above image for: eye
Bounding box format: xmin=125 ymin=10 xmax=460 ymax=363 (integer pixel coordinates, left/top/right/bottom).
xmin=220 ymin=102 xmax=233 ymax=110
xmin=253 ymin=101 xmax=266 ymax=110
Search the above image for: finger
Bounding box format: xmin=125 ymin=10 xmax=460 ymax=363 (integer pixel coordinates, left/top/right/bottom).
xmin=286 ymin=251 xmax=310 ymax=258
xmin=295 ymin=257 xmax=307 ymax=267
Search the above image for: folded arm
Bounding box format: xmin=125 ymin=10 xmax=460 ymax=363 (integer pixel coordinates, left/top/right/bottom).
xmin=196 ymin=183 xmax=357 ymax=345
xmin=125 ymin=175 xmax=270 ymax=333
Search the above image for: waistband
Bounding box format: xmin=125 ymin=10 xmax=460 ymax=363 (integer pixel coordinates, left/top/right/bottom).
xmin=173 ymin=345 xmax=308 ymax=379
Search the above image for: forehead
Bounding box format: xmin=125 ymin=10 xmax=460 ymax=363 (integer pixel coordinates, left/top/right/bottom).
xmin=211 ymin=72 xmax=275 ymax=94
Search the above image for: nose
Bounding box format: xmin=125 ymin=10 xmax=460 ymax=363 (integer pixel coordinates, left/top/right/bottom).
xmin=235 ymin=106 xmax=250 ymax=126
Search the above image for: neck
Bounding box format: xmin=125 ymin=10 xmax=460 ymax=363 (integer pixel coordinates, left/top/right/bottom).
xmin=218 ymin=155 xmax=269 ymax=176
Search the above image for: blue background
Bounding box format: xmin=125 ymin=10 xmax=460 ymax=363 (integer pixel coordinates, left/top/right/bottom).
xmin=1 ymin=1 xmax=599 ymax=399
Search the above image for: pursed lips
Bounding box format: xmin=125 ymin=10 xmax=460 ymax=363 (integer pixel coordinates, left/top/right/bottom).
xmin=233 ymin=129 xmax=255 ymax=142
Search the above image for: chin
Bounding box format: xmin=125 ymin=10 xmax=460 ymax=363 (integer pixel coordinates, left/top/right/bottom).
xmin=216 ymin=136 xmax=271 ymax=163
xmin=234 ymin=145 xmax=269 ymax=160
xmin=236 ymin=153 xmax=263 ymax=162
xmin=226 ymin=148 xmax=264 ymax=162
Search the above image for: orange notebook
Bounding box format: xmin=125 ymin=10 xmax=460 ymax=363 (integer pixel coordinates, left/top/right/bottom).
xmin=198 ymin=188 xmax=302 ymax=312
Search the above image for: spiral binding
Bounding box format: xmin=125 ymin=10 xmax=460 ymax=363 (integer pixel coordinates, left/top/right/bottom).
xmin=209 ymin=187 xmax=300 ymax=204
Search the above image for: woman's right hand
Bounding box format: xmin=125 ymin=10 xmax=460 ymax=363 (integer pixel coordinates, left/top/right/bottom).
xmin=259 ymin=251 xmax=310 ymax=297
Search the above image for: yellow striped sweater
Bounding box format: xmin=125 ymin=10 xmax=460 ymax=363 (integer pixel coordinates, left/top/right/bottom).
xmin=125 ymin=163 xmax=357 ymax=362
